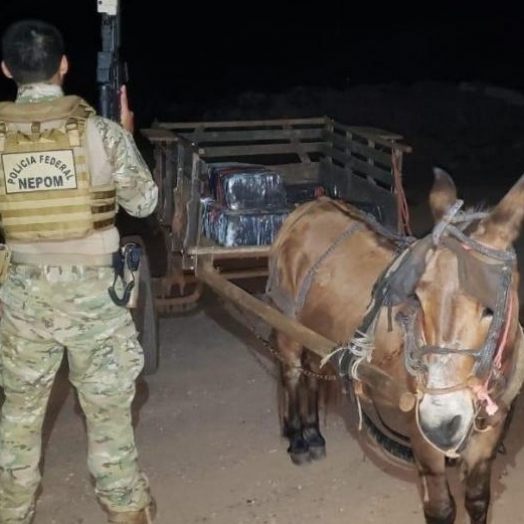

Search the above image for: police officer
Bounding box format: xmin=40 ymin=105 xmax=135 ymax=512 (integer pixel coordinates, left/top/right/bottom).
xmin=0 ymin=19 xmax=158 ymax=524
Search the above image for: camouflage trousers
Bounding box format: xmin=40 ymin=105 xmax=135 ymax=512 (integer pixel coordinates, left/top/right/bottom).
xmin=0 ymin=264 xmax=151 ymax=524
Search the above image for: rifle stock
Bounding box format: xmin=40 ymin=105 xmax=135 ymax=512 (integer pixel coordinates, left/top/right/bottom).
xmin=97 ymin=0 xmax=128 ymax=122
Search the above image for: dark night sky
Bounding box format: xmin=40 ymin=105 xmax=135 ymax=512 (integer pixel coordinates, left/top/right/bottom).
xmin=1 ymin=1 xmax=524 ymax=125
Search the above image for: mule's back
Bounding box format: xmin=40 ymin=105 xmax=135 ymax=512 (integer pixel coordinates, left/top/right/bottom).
xmin=267 ymin=197 xmax=399 ymax=344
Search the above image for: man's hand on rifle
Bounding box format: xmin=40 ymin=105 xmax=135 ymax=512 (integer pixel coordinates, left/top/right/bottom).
xmin=120 ymin=84 xmax=134 ymax=134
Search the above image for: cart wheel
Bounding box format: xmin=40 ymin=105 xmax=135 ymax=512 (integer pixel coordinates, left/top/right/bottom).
xmin=125 ymin=238 xmax=159 ymax=376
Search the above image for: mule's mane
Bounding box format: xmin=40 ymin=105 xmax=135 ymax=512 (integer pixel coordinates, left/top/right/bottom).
xmin=457 ymin=202 xmax=491 ymax=234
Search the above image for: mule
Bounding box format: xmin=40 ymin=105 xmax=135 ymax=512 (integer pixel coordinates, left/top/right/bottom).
xmin=265 ymin=168 xmax=524 ymax=524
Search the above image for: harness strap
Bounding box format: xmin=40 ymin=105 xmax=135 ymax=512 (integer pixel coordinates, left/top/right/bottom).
xmin=294 ymin=221 xmax=365 ymax=315
xmin=266 ymin=197 xmax=393 ymax=318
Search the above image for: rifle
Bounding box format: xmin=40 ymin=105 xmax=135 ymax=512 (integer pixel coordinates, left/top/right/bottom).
xmin=96 ymin=0 xmax=128 ymax=122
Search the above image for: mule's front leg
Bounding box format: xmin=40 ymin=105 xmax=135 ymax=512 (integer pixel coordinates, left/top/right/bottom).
xmin=302 ymin=351 xmax=326 ymax=461
xmin=461 ymin=421 xmax=505 ymax=524
xmin=463 ymin=458 xmax=492 ymax=524
xmin=276 ymin=332 xmax=310 ymax=465
xmin=411 ymin=435 xmax=456 ymax=524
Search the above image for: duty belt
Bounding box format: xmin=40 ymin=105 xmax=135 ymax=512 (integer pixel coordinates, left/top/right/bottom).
xmin=10 ymin=251 xmax=115 ymax=267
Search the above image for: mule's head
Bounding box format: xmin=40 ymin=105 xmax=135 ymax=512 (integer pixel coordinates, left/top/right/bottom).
xmin=411 ymin=168 xmax=524 ymax=456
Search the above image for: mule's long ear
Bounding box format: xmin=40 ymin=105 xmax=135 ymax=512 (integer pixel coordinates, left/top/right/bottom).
xmin=429 ymin=167 xmax=458 ymax=223
xmin=472 ymin=173 xmax=524 ymax=250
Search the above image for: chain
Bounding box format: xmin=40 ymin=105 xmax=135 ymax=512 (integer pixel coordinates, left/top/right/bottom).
xmin=245 ymin=319 xmax=340 ymax=382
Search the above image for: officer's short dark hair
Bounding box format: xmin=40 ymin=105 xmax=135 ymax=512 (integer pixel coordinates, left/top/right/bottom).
xmin=1 ymin=19 xmax=64 ymax=85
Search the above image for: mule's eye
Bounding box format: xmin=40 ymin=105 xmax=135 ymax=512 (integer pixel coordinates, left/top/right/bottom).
xmin=482 ymin=307 xmax=494 ymax=318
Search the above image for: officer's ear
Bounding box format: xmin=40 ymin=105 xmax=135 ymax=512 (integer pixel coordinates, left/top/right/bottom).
xmin=1 ymin=61 xmax=13 ymax=79
xmin=58 ymin=55 xmax=68 ymax=78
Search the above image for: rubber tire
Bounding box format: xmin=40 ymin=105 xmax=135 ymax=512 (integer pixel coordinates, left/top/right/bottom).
xmin=131 ymin=246 xmax=160 ymax=376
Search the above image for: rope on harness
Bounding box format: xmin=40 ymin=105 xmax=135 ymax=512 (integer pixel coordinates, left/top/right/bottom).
xmin=321 ymin=318 xmax=378 ymax=432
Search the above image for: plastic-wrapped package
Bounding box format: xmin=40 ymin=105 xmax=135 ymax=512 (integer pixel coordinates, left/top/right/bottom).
xmin=201 ymin=198 xmax=292 ymax=247
xmin=284 ymin=182 xmax=326 ymax=204
xmin=208 ymin=163 xmax=288 ymax=211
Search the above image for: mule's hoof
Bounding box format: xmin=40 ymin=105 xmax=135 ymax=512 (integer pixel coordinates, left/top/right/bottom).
xmin=289 ymin=450 xmax=312 ymax=466
xmin=308 ymin=445 xmax=326 ymax=461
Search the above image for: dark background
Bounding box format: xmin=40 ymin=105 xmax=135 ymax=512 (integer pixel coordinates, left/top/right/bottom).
xmin=1 ymin=1 xmax=524 ymax=127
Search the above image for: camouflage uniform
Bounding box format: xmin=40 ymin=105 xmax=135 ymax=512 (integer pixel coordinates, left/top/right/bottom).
xmin=0 ymin=84 xmax=158 ymax=524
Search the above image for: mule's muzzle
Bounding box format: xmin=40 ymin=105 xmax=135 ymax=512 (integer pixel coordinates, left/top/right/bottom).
xmin=419 ymin=414 xmax=463 ymax=452
xmin=417 ymin=392 xmax=475 ymax=456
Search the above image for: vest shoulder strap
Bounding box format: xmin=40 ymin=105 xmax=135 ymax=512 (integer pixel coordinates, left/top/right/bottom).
xmin=0 ymin=95 xmax=96 ymax=123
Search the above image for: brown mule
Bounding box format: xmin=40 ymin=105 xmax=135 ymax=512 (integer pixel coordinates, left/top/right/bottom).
xmin=267 ymin=168 xmax=524 ymax=523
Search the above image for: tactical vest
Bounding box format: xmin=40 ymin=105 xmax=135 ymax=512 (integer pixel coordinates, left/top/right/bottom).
xmin=0 ymin=95 xmax=117 ymax=241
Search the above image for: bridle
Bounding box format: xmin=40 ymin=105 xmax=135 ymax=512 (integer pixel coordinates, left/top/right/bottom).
xmin=330 ymin=199 xmax=517 ymax=417
xmin=399 ymin=200 xmax=515 ymax=415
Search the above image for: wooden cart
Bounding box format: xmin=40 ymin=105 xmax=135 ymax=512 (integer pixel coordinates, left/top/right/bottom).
xmin=135 ymin=116 xmax=412 ymax=377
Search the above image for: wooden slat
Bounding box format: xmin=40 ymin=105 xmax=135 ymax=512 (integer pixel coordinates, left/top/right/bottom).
xmin=284 ymin=122 xmax=311 ymax=163
xmin=325 ymin=132 xmax=395 ymax=167
xmin=155 ymin=116 xmax=328 ymax=130
xmin=140 ymin=127 xmax=179 ymax=143
xmin=330 ymin=121 xmax=413 ymax=153
xmin=327 ymin=148 xmax=395 ymax=188
xmin=187 ymin=244 xmax=270 ymax=259
xmin=198 ymin=142 xmax=324 ymax=159
xmin=347 ymin=126 xmax=404 ymax=141
xmin=175 ymin=128 xmax=325 ymax=144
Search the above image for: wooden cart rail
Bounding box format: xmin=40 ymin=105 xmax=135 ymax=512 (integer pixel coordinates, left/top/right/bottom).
xmin=150 ymin=116 xmax=412 ymax=189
